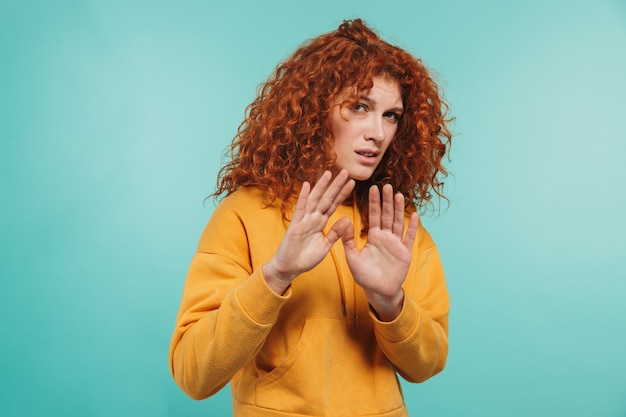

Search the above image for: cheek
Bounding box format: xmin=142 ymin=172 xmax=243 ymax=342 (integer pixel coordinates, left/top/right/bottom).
xmin=388 ymin=123 xmax=399 ymax=137
xmin=330 ymin=121 xmax=355 ymax=150
xmin=385 ymin=126 xmax=398 ymax=145
xmin=380 ymin=132 xmax=398 ymax=156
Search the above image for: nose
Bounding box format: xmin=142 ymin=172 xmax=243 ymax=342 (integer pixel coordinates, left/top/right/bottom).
xmin=366 ymin=117 xmax=386 ymax=142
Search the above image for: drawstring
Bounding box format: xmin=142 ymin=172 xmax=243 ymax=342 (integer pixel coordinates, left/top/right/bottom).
xmin=352 ymin=193 xmax=359 ymax=328
xmin=354 ymin=281 xmax=359 ymax=328
xmin=330 ymin=248 xmax=347 ymax=317
xmin=330 ymin=194 xmax=361 ymax=328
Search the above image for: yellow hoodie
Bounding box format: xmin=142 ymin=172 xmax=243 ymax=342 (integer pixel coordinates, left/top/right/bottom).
xmin=169 ymin=186 xmax=449 ymax=417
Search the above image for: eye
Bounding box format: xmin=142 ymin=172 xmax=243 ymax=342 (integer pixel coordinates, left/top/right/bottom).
xmin=353 ymin=103 xmax=368 ymax=112
xmin=383 ymin=111 xmax=401 ymax=122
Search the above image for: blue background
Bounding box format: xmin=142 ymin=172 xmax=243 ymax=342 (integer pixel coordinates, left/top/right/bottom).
xmin=1 ymin=1 xmax=625 ymax=416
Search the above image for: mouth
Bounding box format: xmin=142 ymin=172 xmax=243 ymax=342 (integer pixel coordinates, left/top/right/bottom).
xmin=355 ymin=150 xmax=379 ymax=158
xmin=354 ymin=149 xmax=380 ymax=165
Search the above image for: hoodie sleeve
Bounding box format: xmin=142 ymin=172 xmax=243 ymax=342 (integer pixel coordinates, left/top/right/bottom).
xmin=168 ymin=197 xmax=290 ymax=400
xmin=370 ymin=226 xmax=450 ymax=383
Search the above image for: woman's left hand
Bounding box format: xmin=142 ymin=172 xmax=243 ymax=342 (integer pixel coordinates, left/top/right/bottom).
xmin=341 ymin=184 xmax=419 ymax=321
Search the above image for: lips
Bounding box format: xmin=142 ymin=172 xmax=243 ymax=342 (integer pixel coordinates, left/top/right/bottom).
xmin=355 ymin=149 xmax=380 ymax=165
xmin=355 ymin=149 xmax=379 ymax=157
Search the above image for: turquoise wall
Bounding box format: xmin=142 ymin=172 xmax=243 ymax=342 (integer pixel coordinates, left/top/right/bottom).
xmin=2 ymin=1 xmax=625 ymax=416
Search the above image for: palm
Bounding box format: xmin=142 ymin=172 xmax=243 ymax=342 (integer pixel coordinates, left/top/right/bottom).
xmin=266 ymin=170 xmax=355 ymax=284
xmin=345 ymin=226 xmax=413 ymax=296
xmin=274 ymin=205 xmax=348 ymax=274
xmin=342 ymin=184 xmax=419 ymax=298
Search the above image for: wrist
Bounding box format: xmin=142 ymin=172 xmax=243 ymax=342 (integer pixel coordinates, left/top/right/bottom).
xmin=262 ymin=261 xmax=295 ymax=295
xmin=367 ymin=290 xmax=404 ymax=322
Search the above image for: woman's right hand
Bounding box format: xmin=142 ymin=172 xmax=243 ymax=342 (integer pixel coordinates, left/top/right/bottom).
xmin=262 ymin=170 xmax=355 ymax=294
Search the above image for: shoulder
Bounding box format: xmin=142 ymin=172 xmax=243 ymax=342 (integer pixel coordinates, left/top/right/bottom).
xmin=203 ymin=186 xmax=286 ymax=238
xmin=416 ymin=218 xmax=437 ymax=252
xmin=197 ymin=186 xmax=287 ymax=254
xmin=213 ymin=187 xmax=281 ymax=217
xmin=218 ymin=186 xmax=269 ymax=209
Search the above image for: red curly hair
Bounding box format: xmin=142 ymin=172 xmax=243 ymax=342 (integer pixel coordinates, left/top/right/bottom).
xmin=213 ymin=19 xmax=452 ymax=224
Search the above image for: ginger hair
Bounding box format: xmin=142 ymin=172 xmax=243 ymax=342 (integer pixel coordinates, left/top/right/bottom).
xmin=213 ymin=19 xmax=452 ymax=224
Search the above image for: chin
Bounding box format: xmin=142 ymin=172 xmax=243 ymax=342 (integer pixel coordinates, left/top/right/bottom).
xmin=348 ymin=171 xmax=375 ymax=181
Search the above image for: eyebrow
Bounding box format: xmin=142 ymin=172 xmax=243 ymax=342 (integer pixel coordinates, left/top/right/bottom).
xmin=360 ymin=95 xmax=404 ymax=114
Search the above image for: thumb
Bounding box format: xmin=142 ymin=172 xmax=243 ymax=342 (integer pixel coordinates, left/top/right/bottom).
xmin=340 ymin=221 xmax=357 ymax=251
xmin=325 ymin=217 xmax=352 ymax=245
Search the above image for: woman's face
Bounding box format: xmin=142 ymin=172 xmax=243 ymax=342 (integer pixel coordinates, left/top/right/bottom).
xmin=329 ymin=76 xmax=403 ymax=181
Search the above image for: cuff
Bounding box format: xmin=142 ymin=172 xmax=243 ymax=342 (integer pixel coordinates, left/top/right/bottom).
xmin=370 ymin=296 xmax=421 ymax=343
xmin=236 ymin=268 xmax=291 ymax=325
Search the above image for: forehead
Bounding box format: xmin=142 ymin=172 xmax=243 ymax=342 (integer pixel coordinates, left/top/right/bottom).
xmin=335 ymin=76 xmax=403 ymax=106
xmin=360 ymin=76 xmax=403 ymax=106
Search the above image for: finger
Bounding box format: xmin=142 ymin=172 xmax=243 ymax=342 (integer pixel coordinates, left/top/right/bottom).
xmin=392 ymin=192 xmax=405 ymax=236
xmin=403 ymin=212 xmax=419 ymax=251
xmin=305 ymin=170 xmax=333 ymax=212
xmin=380 ymin=184 xmax=394 ymax=230
xmin=291 ymin=181 xmax=311 ymax=223
xmin=368 ymin=185 xmax=381 ymax=230
xmin=317 ymin=169 xmax=351 ymax=214
xmin=325 ymin=216 xmax=352 ymax=246
xmin=340 ymin=220 xmax=357 ymax=251
xmin=325 ymin=176 xmax=355 ymax=216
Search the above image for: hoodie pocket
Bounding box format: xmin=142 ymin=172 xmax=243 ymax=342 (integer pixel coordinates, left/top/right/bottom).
xmin=253 ymin=317 xmax=405 ymax=415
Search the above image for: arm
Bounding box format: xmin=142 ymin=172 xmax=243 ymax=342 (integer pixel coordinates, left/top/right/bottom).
xmin=169 ymin=171 xmax=356 ymax=400
xmin=372 ymin=242 xmax=449 ymax=383
xmin=168 ymin=203 xmax=290 ymax=400
xmin=342 ymin=184 xmax=449 ymax=382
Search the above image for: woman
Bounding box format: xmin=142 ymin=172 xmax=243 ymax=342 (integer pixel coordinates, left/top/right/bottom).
xmin=169 ymin=18 xmax=452 ymax=417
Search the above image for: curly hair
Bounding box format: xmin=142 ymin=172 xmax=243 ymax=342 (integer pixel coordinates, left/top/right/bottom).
xmin=213 ymin=19 xmax=452 ymax=225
